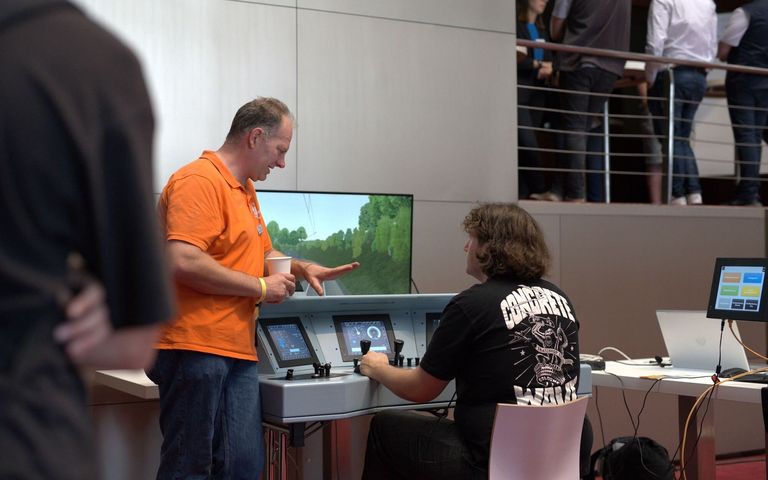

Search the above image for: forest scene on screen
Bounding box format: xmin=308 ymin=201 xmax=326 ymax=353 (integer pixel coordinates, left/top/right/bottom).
xmin=266 ymin=195 xmax=412 ymax=294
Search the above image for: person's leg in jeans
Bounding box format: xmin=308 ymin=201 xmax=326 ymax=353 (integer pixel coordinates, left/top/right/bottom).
xmin=649 ymin=70 xmax=685 ymax=200
xmin=211 ymin=359 xmax=263 ymax=479
xmin=671 ymin=68 xmax=707 ymax=199
xmin=518 ymin=96 xmax=547 ymax=198
xmin=362 ymin=411 xmax=480 ymax=480
xmin=148 ymin=350 xmax=231 ymax=480
xmin=585 ymin=70 xmax=619 ymax=203
xmin=585 ymin=122 xmax=605 ymax=202
xmin=559 ymin=70 xmax=592 ymax=201
xmin=727 ymin=80 xmax=768 ymax=204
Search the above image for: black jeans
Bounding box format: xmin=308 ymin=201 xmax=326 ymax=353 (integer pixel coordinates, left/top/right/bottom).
xmin=726 ymin=77 xmax=768 ymax=203
xmin=361 ymin=411 xmax=485 ymax=480
xmin=558 ymin=67 xmax=620 ymax=200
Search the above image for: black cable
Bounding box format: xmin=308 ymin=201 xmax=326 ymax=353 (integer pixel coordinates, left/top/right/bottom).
xmin=679 ymin=386 xmax=717 ymax=479
xmin=595 ymin=387 xmax=607 ymax=449
xmin=410 ymin=277 xmax=421 ymax=294
xmin=716 ymin=319 xmax=725 ymax=376
xmin=632 ymin=377 xmax=663 ymax=438
xmin=606 ymin=371 xmax=638 ymax=432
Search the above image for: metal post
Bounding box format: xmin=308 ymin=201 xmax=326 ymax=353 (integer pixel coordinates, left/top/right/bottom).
xmin=603 ymin=100 xmax=611 ymax=203
xmin=666 ymin=69 xmax=675 ymax=204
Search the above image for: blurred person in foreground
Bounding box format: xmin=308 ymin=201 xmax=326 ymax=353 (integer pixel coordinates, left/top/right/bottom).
xmin=0 ymin=1 xmax=174 ymax=478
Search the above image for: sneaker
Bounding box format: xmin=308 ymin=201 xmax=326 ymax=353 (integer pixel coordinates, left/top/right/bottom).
xmin=686 ymin=193 xmax=703 ymax=205
xmin=529 ymin=191 xmax=562 ymax=202
xmin=726 ymin=198 xmax=763 ymax=207
xmin=670 ymin=196 xmax=687 ymax=205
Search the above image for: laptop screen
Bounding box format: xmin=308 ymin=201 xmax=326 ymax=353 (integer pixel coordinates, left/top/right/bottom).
xmin=707 ymin=258 xmax=768 ymax=322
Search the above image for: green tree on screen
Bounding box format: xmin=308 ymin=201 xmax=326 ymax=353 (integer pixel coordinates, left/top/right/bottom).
xmin=265 ymin=195 xmax=412 ymax=294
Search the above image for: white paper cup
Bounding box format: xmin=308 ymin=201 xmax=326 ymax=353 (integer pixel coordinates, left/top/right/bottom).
xmin=267 ymin=256 xmax=292 ymax=275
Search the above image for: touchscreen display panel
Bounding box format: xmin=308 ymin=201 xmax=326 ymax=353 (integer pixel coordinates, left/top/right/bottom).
xmin=261 ymin=317 xmax=319 ymax=368
xmin=707 ymin=258 xmax=768 ymax=322
xmin=333 ymin=314 xmax=395 ymax=362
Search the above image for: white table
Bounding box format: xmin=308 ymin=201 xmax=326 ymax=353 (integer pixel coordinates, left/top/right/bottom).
xmin=591 ymin=360 xmax=768 ymax=480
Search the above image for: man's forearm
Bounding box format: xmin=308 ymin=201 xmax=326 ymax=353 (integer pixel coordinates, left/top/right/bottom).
xmin=170 ymin=241 xmax=261 ymax=298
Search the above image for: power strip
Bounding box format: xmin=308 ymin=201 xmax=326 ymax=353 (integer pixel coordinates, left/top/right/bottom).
xmin=579 ymin=353 xmax=605 ymax=371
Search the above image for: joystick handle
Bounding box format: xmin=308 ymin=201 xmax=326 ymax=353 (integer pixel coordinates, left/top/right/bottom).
xmin=360 ymin=339 xmax=371 ymax=355
xmin=392 ymin=339 xmax=404 ymax=366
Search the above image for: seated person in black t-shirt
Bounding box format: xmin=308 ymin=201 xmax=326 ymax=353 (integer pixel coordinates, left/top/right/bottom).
xmin=359 ymin=203 xmax=582 ymax=479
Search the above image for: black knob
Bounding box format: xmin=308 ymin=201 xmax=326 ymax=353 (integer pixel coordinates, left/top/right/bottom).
xmin=313 ymin=362 xmax=321 ymax=375
xmin=415 ymin=357 xmax=420 ymax=366
xmin=353 ymin=358 xmax=360 ymax=373
xmin=398 ymin=355 xmax=404 ymax=367
xmin=323 ymin=363 xmax=331 ymax=377
xmin=360 ymin=339 xmax=371 ymax=355
xmin=407 ymin=357 xmax=413 ymax=367
xmin=394 ymin=339 xmax=404 ymax=355
xmin=285 ymin=368 xmax=294 ymax=380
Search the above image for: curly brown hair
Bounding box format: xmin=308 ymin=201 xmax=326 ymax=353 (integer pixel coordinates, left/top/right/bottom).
xmin=462 ymin=203 xmax=550 ymax=281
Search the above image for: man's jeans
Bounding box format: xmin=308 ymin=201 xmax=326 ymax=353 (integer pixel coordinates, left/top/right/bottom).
xmin=649 ymin=67 xmax=707 ymax=199
xmin=147 ymin=350 xmax=264 ymax=480
xmin=727 ymin=77 xmax=768 ymax=203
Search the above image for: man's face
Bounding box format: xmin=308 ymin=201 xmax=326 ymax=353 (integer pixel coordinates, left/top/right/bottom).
xmin=250 ymin=116 xmax=293 ymax=181
xmin=464 ymin=233 xmax=486 ymax=281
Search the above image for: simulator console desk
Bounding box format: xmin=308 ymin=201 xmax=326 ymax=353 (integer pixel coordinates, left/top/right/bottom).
xmin=95 ymin=294 xmax=593 ymax=480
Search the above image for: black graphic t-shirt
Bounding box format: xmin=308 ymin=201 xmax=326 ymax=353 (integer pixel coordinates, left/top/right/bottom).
xmin=420 ymin=275 xmax=580 ymax=468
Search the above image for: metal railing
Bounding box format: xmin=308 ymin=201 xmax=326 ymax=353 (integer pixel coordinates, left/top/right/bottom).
xmin=516 ymin=38 xmax=768 ymax=206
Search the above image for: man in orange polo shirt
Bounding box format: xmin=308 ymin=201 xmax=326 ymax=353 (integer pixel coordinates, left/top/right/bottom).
xmin=149 ymin=97 xmax=359 ymax=479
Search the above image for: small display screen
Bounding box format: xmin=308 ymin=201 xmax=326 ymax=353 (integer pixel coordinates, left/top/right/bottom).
xmin=261 ymin=317 xmax=319 ymax=368
xmin=333 ymin=314 xmax=395 ymax=362
xmin=707 ymin=258 xmax=768 ymax=322
xmin=425 ymin=312 xmax=442 ymax=346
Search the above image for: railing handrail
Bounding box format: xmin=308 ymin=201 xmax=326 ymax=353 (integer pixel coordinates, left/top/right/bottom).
xmin=516 ymin=38 xmax=768 ymax=77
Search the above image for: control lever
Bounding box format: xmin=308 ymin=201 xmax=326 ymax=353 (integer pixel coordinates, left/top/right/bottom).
xmin=392 ymin=339 xmax=404 ymax=366
xmin=312 ymin=362 xmax=322 ymax=378
xmin=285 ymin=368 xmax=294 ymax=380
xmin=355 ymin=340 xmax=372 ymax=374
xmin=323 ymin=363 xmax=332 ymax=377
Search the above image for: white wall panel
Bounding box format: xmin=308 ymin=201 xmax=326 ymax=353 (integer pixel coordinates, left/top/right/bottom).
xmin=297 ymin=0 xmax=515 ymax=33
xmin=73 ymin=0 xmax=298 ymax=192
xmin=296 ymin=9 xmax=517 ymax=201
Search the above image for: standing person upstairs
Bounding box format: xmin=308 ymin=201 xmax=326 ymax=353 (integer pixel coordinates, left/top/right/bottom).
xmin=718 ymin=0 xmax=768 ymax=207
xmin=517 ymin=0 xmax=554 ymax=200
xmin=545 ymin=0 xmax=631 ymax=202
xmin=645 ymin=0 xmax=717 ymax=205
xmin=149 ymin=97 xmax=359 ymax=479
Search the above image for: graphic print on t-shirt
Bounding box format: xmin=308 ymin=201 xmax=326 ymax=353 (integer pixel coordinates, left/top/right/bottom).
xmin=500 ymin=284 xmax=579 ymax=405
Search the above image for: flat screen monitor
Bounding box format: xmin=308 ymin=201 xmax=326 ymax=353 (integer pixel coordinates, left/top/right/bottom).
xmin=707 ymin=258 xmax=768 ymax=322
xmin=333 ymin=314 xmax=395 ymax=362
xmin=425 ymin=312 xmax=442 ymax=346
xmin=256 ymin=190 xmax=413 ymax=295
xmin=261 ymin=316 xmax=319 ymax=368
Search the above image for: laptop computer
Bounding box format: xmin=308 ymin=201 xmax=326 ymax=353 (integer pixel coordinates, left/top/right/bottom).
xmin=656 ymin=310 xmax=750 ymax=372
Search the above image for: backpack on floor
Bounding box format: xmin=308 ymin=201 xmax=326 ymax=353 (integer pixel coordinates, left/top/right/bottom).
xmin=589 ymin=436 xmax=674 ymax=480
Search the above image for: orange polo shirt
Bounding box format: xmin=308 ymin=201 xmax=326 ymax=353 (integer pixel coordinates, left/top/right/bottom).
xmin=156 ymin=151 xmax=272 ymax=360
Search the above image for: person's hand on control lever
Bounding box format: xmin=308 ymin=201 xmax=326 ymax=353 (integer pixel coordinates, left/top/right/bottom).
xmin=264 ymin=272 xmax=295 ymax=303
xmin=359 ymin=350 xmax=390 ymax=380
